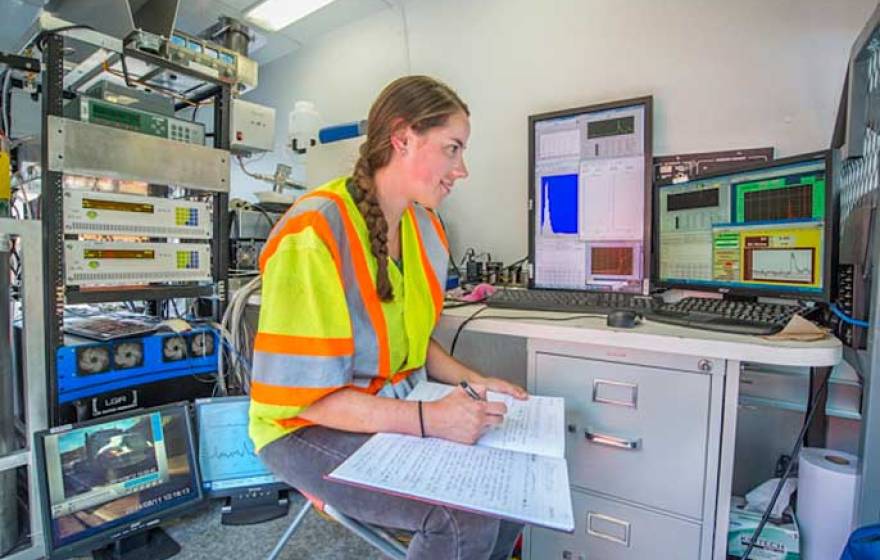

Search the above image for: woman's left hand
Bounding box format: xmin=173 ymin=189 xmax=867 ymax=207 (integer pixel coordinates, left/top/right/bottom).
xmin=473 ymin=375 xmax=528 ymax=400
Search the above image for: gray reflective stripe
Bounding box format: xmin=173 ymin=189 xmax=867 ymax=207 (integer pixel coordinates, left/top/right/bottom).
xmin=409 ymin=367 xmax=428 ymax=387
xmin=267 ymin=194 xmax=338 ymax=238
xmin=412 ymin=206 xmax=449 ymax=291
xmin=376 ymin=383 xmax=396 ymax=399
xmin=398 ymin=367 xmax=427 ymax=398
xmin=308 ymin=193 xmax=382 ymax=379
xmin=251 ymin=350 xmax=352 ymax=388
xmin=376 ymin=367 xmax=427 ymax=399
xmin=352 ymin=375 xmax=374 ymax=389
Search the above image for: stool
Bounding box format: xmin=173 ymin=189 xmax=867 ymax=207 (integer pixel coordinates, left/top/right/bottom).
xmin=266 ymin=492 xmax=407 ymax=560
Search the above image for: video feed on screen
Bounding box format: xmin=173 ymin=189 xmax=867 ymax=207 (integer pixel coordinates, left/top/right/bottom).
xmin=41 ymin=407 xmax=197 ymax=548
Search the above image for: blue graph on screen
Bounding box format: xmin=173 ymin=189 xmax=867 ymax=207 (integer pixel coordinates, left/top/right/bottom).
xmin=197 ymin=400 xmax=275 ymax=485
xmin=540 ymin=174 xmax=578 ymax=235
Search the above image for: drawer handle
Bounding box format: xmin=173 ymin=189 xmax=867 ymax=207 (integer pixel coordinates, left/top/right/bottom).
xmin=585 ymin=430 xmax=641 ymax=450
xmin=592 ymin=379 xmax=638 ymax=408
xmin=587 ymin=512 xmax=631 ymax=546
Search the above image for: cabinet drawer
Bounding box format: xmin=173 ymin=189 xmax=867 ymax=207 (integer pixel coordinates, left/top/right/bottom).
xmin=527 ymin=489 xmax=702 ymax=560
xmin=535 ymin=352 xmax=710 ymax=519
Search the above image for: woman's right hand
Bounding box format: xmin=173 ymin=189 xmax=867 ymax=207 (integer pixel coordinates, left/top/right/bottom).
xmin=422 ymin=385 xmax=507 ymax=444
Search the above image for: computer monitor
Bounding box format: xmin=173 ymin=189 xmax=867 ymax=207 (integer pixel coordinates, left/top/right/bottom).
xmin=34 ymin=403 xmax=201 ymax=560
xmin=654 ymin=151 xmax=834 ymax=301
xmin=194 ymin=396 xmax=289 ymax=525
xmin=529 ymin=96 xmax=653 ymax=294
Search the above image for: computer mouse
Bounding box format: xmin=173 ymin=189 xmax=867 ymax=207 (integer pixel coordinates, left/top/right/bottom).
xmin=606 ymin=310 xmax=641 ymax=329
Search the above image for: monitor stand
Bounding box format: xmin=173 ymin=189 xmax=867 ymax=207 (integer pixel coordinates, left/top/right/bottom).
xmin=221 ymin=490 xmax=290 ymax=525
xmin=92 ymin=527 xmax=180 ymax=560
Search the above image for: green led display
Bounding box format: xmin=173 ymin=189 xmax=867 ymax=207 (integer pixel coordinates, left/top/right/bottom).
xmin=734 ymin=173 xmax=825 ymax=223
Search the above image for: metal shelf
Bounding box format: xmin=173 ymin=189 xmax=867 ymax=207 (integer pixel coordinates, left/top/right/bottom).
xmin=36 ymin=31 xmax=232 ymax=426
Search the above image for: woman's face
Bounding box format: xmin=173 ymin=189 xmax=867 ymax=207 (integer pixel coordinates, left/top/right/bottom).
xmin=398 ymin=111 xmax=470 ymax=209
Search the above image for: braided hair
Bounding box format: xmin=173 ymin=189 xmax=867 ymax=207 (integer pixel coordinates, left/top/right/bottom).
xmin=352 ymin=76 xmax=468 ymax=301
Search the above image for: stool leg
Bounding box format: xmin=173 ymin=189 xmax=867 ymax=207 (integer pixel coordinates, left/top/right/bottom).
xmin=266 ymin=500 xmax=312 ymax=560
xmin=324 ymin=505 xmax=407 ymax=560
xmin=369 ymin=525 xmax=409 ymax=557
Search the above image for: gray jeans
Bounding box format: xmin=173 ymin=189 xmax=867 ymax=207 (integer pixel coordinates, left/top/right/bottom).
xmin=259 ymin=426 xmax=523 ymax=560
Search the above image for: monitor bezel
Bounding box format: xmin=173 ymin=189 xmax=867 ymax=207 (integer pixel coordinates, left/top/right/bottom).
xmin=193 ymin=395 xmax=289 ymax=499
xmin=34 ymin=402 xmax=204 ymax=559
xmin=651 ymin=149 xmax=836 ymax=302
xmin=527 ymin=95 xmax=654 ymax=295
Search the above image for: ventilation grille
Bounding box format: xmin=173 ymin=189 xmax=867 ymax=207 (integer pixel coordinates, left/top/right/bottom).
xmin=839 ymin=41 xmax=880 ymax=223
xmin=69 ymin=270 xmax=210 ymax=282
xmin=66 ymin=222 xmax=204 ymax=236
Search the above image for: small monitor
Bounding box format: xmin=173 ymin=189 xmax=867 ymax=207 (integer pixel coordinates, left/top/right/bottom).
xmin=195 ymin=397 xmax=289 ymax=525
xmin=35 ymin=403 xmax=201 ymax=559
xmin=654 ymin=151 xmax=833 ymax=301
xmin=529 ymin=97 xmax=653 ymax=294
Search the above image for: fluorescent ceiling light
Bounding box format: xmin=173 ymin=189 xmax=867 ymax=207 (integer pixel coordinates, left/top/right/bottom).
xmin=244 ymin=0 xmax=337 ymax=32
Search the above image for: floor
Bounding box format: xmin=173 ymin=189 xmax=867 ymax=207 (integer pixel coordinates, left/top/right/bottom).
xmin=164 ymin=495 xmax=383 ymax=560
xmin=66 ymin=493 xmax=383 ymax=560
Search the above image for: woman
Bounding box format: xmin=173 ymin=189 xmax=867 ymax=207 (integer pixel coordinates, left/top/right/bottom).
xmin=250 ymin=75 xmax=527 ymax=559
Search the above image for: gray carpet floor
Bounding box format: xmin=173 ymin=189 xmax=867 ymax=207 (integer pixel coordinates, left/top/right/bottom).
xmin=163 ymin=494 xmax=384 ymax=560
xmin=66 ymin=494 xmax=384 ymax=559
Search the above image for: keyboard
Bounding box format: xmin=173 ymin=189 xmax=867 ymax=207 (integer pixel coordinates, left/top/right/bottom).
xmin=645 ymin=298 xmax=805 ymax=336
xmin=485 ymin=288 xmax=654 ymax=314
xmin=485 ymin=290 xmax=805 ymax=336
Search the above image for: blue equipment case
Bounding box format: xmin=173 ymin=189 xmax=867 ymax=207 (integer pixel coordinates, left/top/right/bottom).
xmin=56 ymin=326 xmax=218 ymax=404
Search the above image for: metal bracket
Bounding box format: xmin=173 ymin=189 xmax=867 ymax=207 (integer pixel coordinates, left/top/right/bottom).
xmin=47 ymin=116 xmax=230 ymax=192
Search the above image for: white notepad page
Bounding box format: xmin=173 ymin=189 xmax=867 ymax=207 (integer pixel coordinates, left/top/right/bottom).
xmin=327 ymin=381 xmax=574 ymax=532
xmin=328 ymin=433 xmax=574 ymax=532
xmin=405 ymin=381 xmax=566 ymax=459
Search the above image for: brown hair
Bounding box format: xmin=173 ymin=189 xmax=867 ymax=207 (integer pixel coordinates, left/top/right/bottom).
xmin=351 ymin=75 xmax=469 ymax=301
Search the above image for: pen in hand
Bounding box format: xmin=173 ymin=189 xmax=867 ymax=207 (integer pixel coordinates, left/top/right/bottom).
xmin=459 ymin=380 xmax=484 ymax=401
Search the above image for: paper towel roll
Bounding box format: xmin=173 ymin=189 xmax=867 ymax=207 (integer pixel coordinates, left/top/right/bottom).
xmin=797 ymin=448 xmax=860 ymax=560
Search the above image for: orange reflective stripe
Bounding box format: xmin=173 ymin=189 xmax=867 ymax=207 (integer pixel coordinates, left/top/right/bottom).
xmin=259 ymin=210 xmax=342 ymax=275
xmin=426 ymin=209 xmax=449 ymax=251
xmin=253 ymin=376 xmax=388 ymax=409
xmin=408 ymin=207 xmax=444 ymax=321
xmin=254 ymin=332 xmax=354 ymax=356
xmin=390 ymin=368 xmax=419 ymax=385
xmin=277 ymin=416 xmax=316 ymax=430
xmin=251 ymin=380 xmax=343 ymax=407
xmin=351 ymin=377 xmax=387 ymax=395
xmin=308 ymin=191 xmax=391 ymax=378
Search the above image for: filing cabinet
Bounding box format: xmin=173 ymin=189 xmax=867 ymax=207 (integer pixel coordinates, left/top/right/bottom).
xmin=525 ymin=340 xmax=719 ymax=560
xmin=433 ymin=308 xmax=841 ymax=560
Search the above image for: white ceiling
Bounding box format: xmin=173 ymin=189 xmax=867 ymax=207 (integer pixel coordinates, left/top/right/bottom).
xmin=1 ymin=0 xmax=394 ymax=64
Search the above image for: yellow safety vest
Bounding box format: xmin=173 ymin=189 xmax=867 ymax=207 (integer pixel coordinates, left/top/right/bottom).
xmin=249 ymin=177 xmax=449 ymax=451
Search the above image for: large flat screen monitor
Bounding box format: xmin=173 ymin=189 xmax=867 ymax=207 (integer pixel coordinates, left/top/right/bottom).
xmin=35 ymin=403 xmax=201 ymax=559
xmin=654 ymin=151 xmax=834 ymax=301
xmin=529 ymin=96 xmax=653 ymax=294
